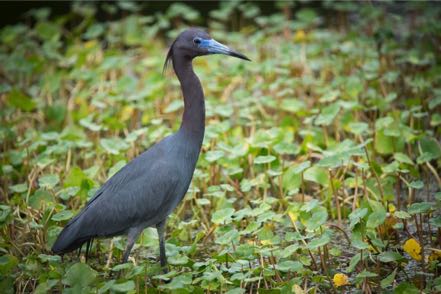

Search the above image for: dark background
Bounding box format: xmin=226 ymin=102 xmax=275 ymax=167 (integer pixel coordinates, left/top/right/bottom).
xmin=1 ymin=1 xmax=285 ymax=28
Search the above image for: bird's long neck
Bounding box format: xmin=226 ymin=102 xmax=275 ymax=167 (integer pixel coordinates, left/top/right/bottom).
xmin=173 ymin=56 xmax=205 ymax=145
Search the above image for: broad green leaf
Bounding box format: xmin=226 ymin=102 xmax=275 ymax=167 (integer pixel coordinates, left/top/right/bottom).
xmin=381 ymin=269 xmax=397 ymax=288
xmin=9 ymin=183 xmax=28 ymax=193
xmin=38 ymin=174 xmax=60 ymax=189
xmin=304 ymin=166 xmax=328 ymax=186
xmin=349 ymin=208 xmax=368 ymax=229
xmin=100 ymin=137 xmax=129 ymax=155
xmin=378 ymin=251 xmax=404 ymax=263
xmin=0 ymin=254 xmax=18 ymax=274
xmin=366 ymin=209 xmax=386 ymax=229
xmin=315 ymin=103 xmax=340 ymax=126
xmin=305 ymin=207 xmax=328 ymax=231
xmin=63 ymin=263 xmax=97 ymax=290
xmin=291 ymin=161 xmax=311 ymax=174
xmin=211 ymin=208 xmax=235 ymax=224
xmin=393 ymin=282 xmax=419 ymax=294
xmin=281 ymin=99 xmax=306 ymax=113
xmin=254 ymin=155 xmax=276 ymax=164
xmin=52 ymin=210 xmax=73 ymax=221
xmin=393 ymin=153 xmax=413 ymax=165
xmin=308 ymin=233 xmax=331 ymax=249
xmin=419 ymin=137 xmax=441 ymax=160
xmin=408 ymin=202 xmax=432 ymax=214
xmin=276 ymin=260 xmax=303 ymax=272
xmin=7 ymin=89 xmax=36 ymax=112
xmin=355 ymin=270 xmax=377 ymax=283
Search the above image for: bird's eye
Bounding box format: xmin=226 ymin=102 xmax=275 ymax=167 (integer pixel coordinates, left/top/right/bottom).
xmin=193 ymin=38 xmax=202 ymax=45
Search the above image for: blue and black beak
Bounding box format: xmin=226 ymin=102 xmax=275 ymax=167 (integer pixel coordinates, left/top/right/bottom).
xmin=199 ymin=38 xmax=251 ymax=61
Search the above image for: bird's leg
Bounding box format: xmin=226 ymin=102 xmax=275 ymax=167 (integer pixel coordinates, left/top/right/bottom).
xmin=122 ymin=227 xmax=142 ymax=264
xmin=77 ymin=243 xmax=83 ymax=260
xmin=85 ymin=238 xmax=93 ymax=262
xmin=156 ymin=220 xmax=168 ymax=273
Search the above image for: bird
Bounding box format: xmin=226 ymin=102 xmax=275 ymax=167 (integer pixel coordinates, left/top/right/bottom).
xmin=51 ymin=28 xmax=250 ymax=270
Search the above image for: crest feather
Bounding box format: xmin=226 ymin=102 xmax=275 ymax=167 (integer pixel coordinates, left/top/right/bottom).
xmin=163 ymin=39 xmax=177 ymax=75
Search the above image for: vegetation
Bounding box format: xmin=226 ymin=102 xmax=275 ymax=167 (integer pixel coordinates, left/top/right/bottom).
xmin=1 ymin=2 xmax=440 ymax=293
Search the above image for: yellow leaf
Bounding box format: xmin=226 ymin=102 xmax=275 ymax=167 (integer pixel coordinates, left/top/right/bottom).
xmin=294 ymin=30 xmax=306 ymax=42
xmin=403 ymin=238 xmax=422 ymax=261
xmin=429 ymin=248 xmax=441 ymax=262
xmin=388 ymin=203 xmax=396 ymax=213
xmin=120 ymin=105 xmax=134 ymax=122
xmin=333 ymin=273 xmax=349 ymax=287
xmin=292 ymin=284 xmax=305 ymax=294
xmin=288 ymin=211 xmax=298 ymax=223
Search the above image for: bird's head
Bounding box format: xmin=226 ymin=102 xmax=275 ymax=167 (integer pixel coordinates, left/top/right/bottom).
xmin=164 ymin=28 xmax=250 ymax=71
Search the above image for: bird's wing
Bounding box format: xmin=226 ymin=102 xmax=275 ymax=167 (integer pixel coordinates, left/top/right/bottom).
xmin=60 ymin=140 xmax=180 ymax=241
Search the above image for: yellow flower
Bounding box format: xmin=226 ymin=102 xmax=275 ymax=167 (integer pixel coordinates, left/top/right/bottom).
xmin=333 ymin=273 xmax=349 ymax=287
xmin=403 ymin=238 xmax=422 ymax=261
xmin=388 ymin=203 xmax=396 ymax=213
xmin=429 ymin=248 xmax=441 ymax=262
xmin=294 ymin=30 xmax=306 ymax=42
xmin=292 ymin=284 xmax=305 ymax=294
xmin=288 ymin=211 xmax=298 ymax=223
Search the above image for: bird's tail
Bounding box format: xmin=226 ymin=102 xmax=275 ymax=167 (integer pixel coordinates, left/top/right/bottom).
xmin=52 ymin=219 xmax=88 ymax=254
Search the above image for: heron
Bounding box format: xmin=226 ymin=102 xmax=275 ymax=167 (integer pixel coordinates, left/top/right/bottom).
xmin=51 ymin=28 xmax=250 ymax=270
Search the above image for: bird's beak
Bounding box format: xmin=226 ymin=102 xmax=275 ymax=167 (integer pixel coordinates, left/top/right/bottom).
xmin=200 ymin=39 xmax=251 ymax=61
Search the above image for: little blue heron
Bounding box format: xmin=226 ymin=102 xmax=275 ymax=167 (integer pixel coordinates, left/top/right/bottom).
xmin=52 ymin=28 xmax=250 ymax=269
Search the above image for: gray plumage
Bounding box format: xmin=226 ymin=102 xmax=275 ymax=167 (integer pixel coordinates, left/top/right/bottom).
xmin=52 ymin=28 xmax=250 ymax=268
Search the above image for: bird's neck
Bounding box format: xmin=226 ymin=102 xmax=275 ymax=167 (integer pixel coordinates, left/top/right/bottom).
xmin=173 ymin=56 xmax=205 ymax=144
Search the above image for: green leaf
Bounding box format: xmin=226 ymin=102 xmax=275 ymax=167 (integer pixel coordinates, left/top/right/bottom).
xmin=0 ymin=205 xmax=12 ymax=224
xmin=301 ymin=199 xmax=319 ymax=212
xmin=349 ymin=208 xmax=368 ymax=229
xmin=315 ymin=103 xmax=340 ymax=126
xmin=159 ymin=273 xmax=192 ymax=290
xmin=304 ymin=166 xmax=328 ymax=186
xmin=393 ymin=282 xmax=419 ymax=294
xmin=205 ymin=150 xmax=224 ymax=162
xmin=394 ymin=210 xmax=411 ymax=219
xmin=366 ymin=208 xmax=386 ymax=229
xmin=111 ymin=280 xmax=135 ymax=292
xmin=0 ymin=254 xmax=18 ymax=274
xmin=347 ymin=253 xmax=361 ymax=273
xmin=355 ymin=270 xmax=377 ymax=282
xmin=254 ymin=155 xmax=276 ymax=164
xmin=351 ymin=230 xmax=369 ymax=250
xmin=347 ymin=122 xmax=368 ymax=135
xmin=408 ymin=202 xmax=432 ymax=214
xmin=38 ymin=174 xmax=60 ymax=189
xmin=9 ymin=183 xmax=28 ymax=193
xmin=52 ymin=210 xmax=73 ymax=221
xmin=305 ymin=207 xmax=328 ymax=231
xmin=378 ymin=251 xmax=404 ymax=263
xmin=83 ymin=23 xmax=105 ymax=39
xmin=225 ymin=288 xmax=246 ymax=294
xmin=408 ymin=180 xmax=423 ymax=189
xmin=393 ymin=153 xmax=413 ymax=165
xmin=381 ymin=269 xmax=397 ymax=288
xmin=430 ymin=215 xmax=441 ymax=228
xmin=63 ymin=263 xmax=97 ymax=290
xmin=100 ymin=137 xmax=129 ymax=155
xmin=308 ymin=233 xmax=331 ymax=249
xmin=7 ymin=89 xmax=36 ymax=112
xmin=419 ymin=137 xmax=441 ymax=161
xmin=281 ymin=99 xmax=306 ymax=113
xmin=291 ymin=161 xmax=311 ymax=174
xmin=276 ymin=260 xmax=303 ymax=272
xmin=211 ymin=208 xmax=235 ymax=224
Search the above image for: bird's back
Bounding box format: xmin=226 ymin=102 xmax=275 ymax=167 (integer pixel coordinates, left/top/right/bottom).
xmin=52 ymin=133 xmax=200 ymax=254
